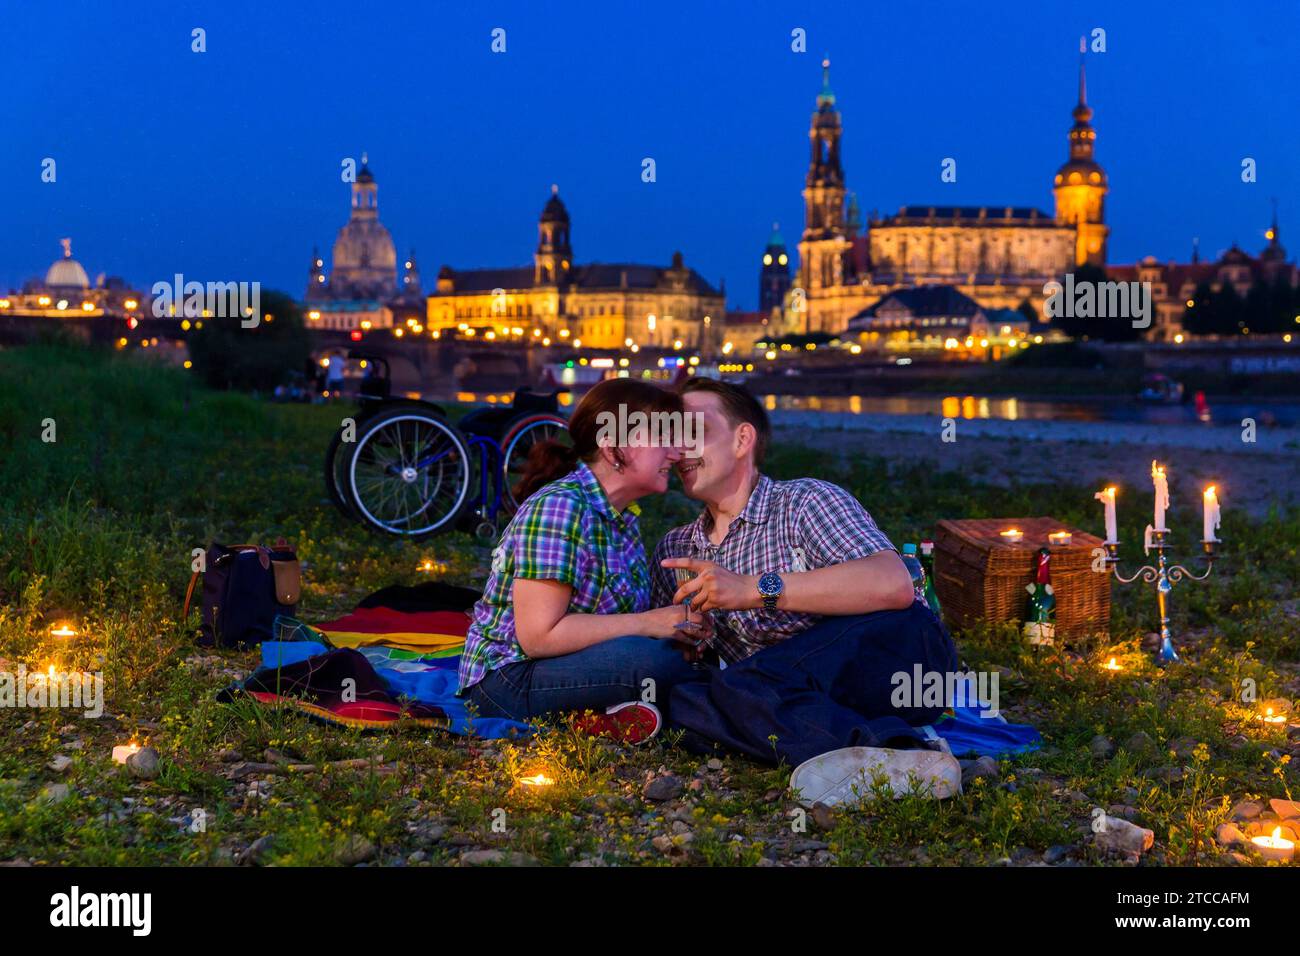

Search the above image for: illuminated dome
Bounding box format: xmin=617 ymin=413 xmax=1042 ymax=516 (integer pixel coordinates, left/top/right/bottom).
xmin=45 ymin=238 xmax=90 ymax=289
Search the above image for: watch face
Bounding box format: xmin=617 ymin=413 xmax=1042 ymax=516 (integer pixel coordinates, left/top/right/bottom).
xmin=758 ymin=572 xmax=783 ymax=596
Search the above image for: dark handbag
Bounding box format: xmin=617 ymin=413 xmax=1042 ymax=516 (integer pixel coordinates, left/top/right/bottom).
xmin=183 ymin=540 xmax=301 ymax=648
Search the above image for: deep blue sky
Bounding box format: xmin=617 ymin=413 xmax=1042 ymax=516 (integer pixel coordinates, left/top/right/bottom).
xmin=3 ymin=0 xmax=1296 ymax=311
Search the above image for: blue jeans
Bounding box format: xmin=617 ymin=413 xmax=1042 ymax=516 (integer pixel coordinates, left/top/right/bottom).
xmin=668 ymin=601 xmax=959 ymax=766
xmin=466 ymin=636 xmax=706 ymax=722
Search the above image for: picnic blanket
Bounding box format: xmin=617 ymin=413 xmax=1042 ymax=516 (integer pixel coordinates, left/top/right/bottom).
xmin=221 ymin=586 xmax=1039 ymax=754
xmin=217 ymin=584 xmax=532 ymax=738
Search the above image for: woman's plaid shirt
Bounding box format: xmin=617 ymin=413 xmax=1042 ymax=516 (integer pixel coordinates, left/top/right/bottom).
xmin=457 ymin=463 xmax=651 ymax=693
xmin=651 ymin=475 xmax=907 ymax=664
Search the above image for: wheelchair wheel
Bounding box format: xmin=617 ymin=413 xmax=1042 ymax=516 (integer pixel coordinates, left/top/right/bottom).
xmin=500 ymin=412 xmax=570 ymax=511
xmin=325 ymin=401 xmax=447 ymax=519
xmin=344 ymin=406 xmax=472 ymax=537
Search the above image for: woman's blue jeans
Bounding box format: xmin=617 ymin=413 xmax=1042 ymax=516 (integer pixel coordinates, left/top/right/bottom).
xmin=465 ymin=636 xmax=705 ymax=721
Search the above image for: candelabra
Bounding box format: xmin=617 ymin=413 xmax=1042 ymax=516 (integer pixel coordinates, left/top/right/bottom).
xmin=1104 ymin=531 xmax=1219 ymax=664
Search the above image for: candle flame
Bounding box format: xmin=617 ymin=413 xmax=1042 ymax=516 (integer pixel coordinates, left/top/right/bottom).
xmin=1204 ymin=485 xmax=1216 ymax=498
xmin=1103 ymin=658 xmax=1121 ymax=671
xmin=49 ymin=623 xmax=77 ymax=638
xmin=1274 ymin=827 xmax=1283 ymax=841
xmin=1151 ymin=460 xmax=1164 ymax=477
xmin=518 ymin=773 xmax=555 ymax=787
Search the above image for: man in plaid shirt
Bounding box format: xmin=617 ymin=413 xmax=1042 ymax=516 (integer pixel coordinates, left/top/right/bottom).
xmin=653 ymin=379 xmax=958 ymax=766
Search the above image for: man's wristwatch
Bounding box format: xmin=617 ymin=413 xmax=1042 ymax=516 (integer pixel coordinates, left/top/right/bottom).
xmin=757 ymin=572 xmax=784 ymax=611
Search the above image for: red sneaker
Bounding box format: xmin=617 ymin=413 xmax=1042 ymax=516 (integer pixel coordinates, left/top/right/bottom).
xmin=571 ymin=701 xmax=662 ymax=745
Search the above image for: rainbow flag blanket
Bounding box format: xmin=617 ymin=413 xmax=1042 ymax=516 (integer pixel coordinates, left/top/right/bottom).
xmin=217 ymin=584 xmax=532 ymax=738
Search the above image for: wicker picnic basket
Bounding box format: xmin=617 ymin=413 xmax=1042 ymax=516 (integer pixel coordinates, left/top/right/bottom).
xmin=931 ymin=517 xmax=1110 ymax=641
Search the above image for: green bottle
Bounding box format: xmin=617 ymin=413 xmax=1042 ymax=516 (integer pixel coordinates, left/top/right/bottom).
xmin=1023 ymin=548 xmax=1056 ymax=646
xmin=919 ymin=540 xmax=943 ymax=620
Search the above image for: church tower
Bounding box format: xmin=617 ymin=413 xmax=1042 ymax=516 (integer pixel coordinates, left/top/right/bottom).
xmin=759 ymin=223 xmax=792 ymax=312
xmin=535 ymin=185 xmax=573 ymax=285
xmin=402 ymin=249 xmax=422 ymax=295
xmin=352 ymin=153 xmax=379 ymax=219
xmin=1053 ymin=45 xmax=1109 ymax=267
xmin=798 ymin=59 xmax=851 ymax=328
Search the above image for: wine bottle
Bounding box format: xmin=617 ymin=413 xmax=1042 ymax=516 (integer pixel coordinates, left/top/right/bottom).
xmin=918 ymin=540 xmax=943 ymax=620
xmin=1023 ymin=548 xmax=1056 ymax=646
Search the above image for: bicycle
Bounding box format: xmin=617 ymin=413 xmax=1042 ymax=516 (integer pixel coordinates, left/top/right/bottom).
xmin=323 ymin=350 xmax=569 ymax=540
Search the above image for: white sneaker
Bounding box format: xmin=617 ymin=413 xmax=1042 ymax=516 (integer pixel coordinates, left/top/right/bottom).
xmin=789 ymin=746 xmax=963 ymax=807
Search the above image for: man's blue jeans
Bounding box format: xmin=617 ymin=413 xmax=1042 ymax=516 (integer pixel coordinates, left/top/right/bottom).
xmin=465 ymin=636 xmax=705 ymax=721
xmin=668 ymin=601 xmax=959 ymax=766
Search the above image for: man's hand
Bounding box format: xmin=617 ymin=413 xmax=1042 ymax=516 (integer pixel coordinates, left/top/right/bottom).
xmin=661 ymin=558 xmax=758 ymax=612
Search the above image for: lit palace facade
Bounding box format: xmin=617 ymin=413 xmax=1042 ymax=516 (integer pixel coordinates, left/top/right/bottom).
xmin=426 ymin=187 xmax=724 ymax=351
xmin=796 ymin=58 xmax=1108 ymax=334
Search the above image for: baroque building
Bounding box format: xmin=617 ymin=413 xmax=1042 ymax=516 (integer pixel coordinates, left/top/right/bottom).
xmin=796 ymin=57 xmax=1106 ymax=335
xmin=0 ymin=238 xmax=144 ymax=319
xmin=427 ymin=186 xmax=724 ymax=351
xmin=1109 ymin=209 xmax=1299 ymax=341
xmin=304 ymin=155 xmax=423 ymax=331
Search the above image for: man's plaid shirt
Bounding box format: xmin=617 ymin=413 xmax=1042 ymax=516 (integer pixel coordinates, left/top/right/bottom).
xmin=458 ymin=463 xmax=651 ymax=692
xmin=651 ymin=474 xmax=906 ymax=663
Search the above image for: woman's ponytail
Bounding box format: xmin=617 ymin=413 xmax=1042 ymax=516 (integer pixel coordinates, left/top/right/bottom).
xmin=512 ymin=439 xmax=580 ymax=503
xmin=510 ymin=377 xmax=683 ymax=504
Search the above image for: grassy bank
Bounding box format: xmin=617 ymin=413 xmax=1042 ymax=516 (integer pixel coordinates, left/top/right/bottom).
xmin=1 ymin=343 xmax=1298 ymax=866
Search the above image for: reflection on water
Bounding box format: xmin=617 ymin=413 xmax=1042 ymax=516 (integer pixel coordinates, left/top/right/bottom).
xmin=762 ymin=394 xmax=1300 ymax=427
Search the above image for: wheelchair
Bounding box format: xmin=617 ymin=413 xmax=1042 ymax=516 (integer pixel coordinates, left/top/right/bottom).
xmin=324 ymin=351 xmax=568 ymax=539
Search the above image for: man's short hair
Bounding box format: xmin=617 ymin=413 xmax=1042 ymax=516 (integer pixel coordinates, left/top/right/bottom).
xmin=679 ymin=377 xmax=771 ymax=466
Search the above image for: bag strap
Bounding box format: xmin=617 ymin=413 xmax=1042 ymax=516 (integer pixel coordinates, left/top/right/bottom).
xmin=182 ymin=570 xmax=200 ymax=620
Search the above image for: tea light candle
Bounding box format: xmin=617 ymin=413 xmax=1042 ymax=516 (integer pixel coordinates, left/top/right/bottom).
xmin=517 ymin=772 xmax=555 ymax=788
xmin=999 ymin=529 xmax=1023 ymax=543
xmin=1102 ymin=657 xmax=1122 ymax=672
xmin=49 ymin=623 xmax=78 ymax=639
xmin=111 ymin=742 xmax=141 ymax=765
xmin=1252 ymin=827 xmax=1294 ymax=862
xmin=1048 ymin=531 xmax=1073 ymax=547
xmin=1202 ymin=486 xmax=1221 ymax=542
xmin=1262 ymin=706 xmax=1287 ymax=725
xmin=1094 ymin=487 xmax=1118 ymax=544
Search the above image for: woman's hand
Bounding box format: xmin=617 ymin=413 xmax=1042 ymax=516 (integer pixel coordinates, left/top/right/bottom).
xmin=636 ymin=604 xmax=695 ymax=639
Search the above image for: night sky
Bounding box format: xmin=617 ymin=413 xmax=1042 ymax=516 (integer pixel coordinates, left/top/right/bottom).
xmin=3 ymin=0 xmax=1296 ymax=310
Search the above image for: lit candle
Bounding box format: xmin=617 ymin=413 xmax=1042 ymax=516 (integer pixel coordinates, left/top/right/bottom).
xmin=1252 ymin=827 xmax=1294 ymax=863
xmin=49 ymin=623 xmax=78 ymax=639
xmin=1202 ymin=486 xmax=1221 ymax=542
xmin=1094 ymin=487 xmax=1118 ymax=544
xmin=517 ymin=772 xmax=555 ymax=788
xmin=1262 ymin=706 xmax=1287 ymax=725
xmin=999 ymin=529 xmax=1023 ymax=543
xmin=1048 ymin=531 xmax=1073 ymax=547
xmin=1151 ymin=461 xmax=1169 ymax=531
xmin=112 ymin=742 xmax=141 ymax=765
xmin=1102 ymin=657 xmax=1122 ymax=672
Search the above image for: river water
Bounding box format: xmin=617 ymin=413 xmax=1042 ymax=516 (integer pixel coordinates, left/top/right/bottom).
xmin=757 ymin=394 xmax=1300 ymax=428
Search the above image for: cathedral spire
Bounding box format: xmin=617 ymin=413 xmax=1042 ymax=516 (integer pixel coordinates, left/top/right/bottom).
xmin=817 ymin=57 xmax=835 ymax=107
xmin=1053 ymin=42 xmax=1108 ymax=267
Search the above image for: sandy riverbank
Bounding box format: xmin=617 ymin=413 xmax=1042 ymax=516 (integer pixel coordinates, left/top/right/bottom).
xmin=774 ymin=411 xmax=1300 ymax=517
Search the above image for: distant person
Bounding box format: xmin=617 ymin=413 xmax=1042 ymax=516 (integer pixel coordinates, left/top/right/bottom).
xmin=324 ymin=355 xmax=344 ymax=397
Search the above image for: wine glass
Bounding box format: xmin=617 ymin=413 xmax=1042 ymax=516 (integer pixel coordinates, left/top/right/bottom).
xmin=673 ymin=563 xmax=696 ymax=625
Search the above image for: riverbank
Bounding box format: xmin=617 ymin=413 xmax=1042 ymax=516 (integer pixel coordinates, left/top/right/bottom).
xmin=774 ymin=412 xmax=1300 ymax=517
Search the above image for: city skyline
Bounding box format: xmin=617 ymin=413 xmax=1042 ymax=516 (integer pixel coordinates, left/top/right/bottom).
xmin=3 ymin=0 xmax=1295 ymax=311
